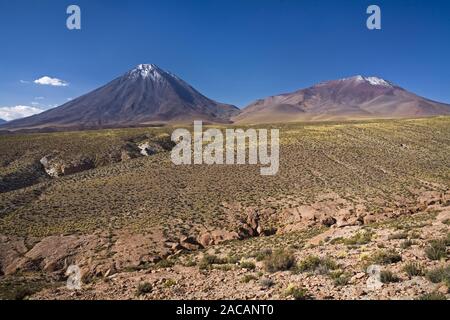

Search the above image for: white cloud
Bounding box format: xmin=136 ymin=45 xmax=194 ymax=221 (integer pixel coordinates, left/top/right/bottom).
xmin=34 ymin=96 xmax=45 ymax=100
xmin=20 ymin=80 xmax=30 ymax=84
xmin=0 ymin=105 xmax=44 ymax=121
xmin=34 ymin=76 xmax=69 ymax=87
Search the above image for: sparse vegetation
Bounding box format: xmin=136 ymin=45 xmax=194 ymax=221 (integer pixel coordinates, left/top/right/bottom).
xmin=332 ymin=231 xmax=373 ymax=246
xmin=163 ymin=278 xmax=177 ymax=288
xmin=425 ymin=239 xmax=448 ymax=261
xmin=240 ymin=261 xmax=256 ymax=270
xmin=136 ymin=282 xmax=152 ymax=296
xmin=264 ymin=250 xmax=296 ymax=273
xmin=1 ymin=117 xmax=450 ymax=300
xmin=329 ymin=270 xmax=350 ymax=286
xmin=426 ymin=265 xmax=450 ymax=285
xmin=368 ymin=250 xmax=402 ymax=265
xmin=259 ymin=278 xmax=275 ymax=289
xmin=297 ymin=255 xmax=338 ymax=274
xmin=380 ymin=270 xmax=400 ymax=283
xmin=285 ymin=284 xmax=310 ymax=300
xmin=241 ymin=274 xmax=258 ymax=283
xmin=388 ymin=232 xmax=408 ymax=240
xmin=199 ymin=254 xmax=228 ymax=270
xmin=156 ymin=259 xmax=174 ymax=268
xmin=252 ymin=249 xmax=272 ymax=262
xmin=417 ymin=292 xmax=447 ymax=300
xmin=400 ymin=239 xmax=415 ymax=249
xmin=403 ymin=262 xmax=424 ymax=277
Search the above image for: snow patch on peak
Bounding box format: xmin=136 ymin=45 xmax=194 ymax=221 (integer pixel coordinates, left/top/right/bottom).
xmin=340 ymin=75 xmax=392 ymax=87
xmin=128 ymin=64 xmax=164 ymax=81
xmin=364 ymin=77 xmax=391 ymax=87
xmin=338 ymin=75 xmax=364 ymax=82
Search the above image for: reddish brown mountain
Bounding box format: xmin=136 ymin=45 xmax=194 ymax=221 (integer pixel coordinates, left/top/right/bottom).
xmin=234 ymin=76 xmax=450 ymax=123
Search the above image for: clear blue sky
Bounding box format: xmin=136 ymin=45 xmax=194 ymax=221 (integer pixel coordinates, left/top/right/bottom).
xmin=0 ymin=0 xmax=449 ymax=117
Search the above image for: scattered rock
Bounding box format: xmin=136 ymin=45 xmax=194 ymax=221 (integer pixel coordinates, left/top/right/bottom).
xmin=179 ymin=236 xmax=203 ymax=251
xmin=40 ymin=154 xmax=95 ymax=178
xmin=197 ymin=230 xmax=239 ymax=247
xmin=322 ymin=217 xmax=337 ymax=227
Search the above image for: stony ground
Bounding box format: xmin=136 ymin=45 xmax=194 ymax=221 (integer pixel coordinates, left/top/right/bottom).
xmin=25 ymin=201 xmax=450 ymax=300
xmin=0 ymin=117 xmax=449 ymax=300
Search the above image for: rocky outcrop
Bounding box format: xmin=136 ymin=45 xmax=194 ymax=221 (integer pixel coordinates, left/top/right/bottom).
xmin=134 ymin=134 xmax=175 ymax=157
xmin=0 ymin=162 xmax=48 ymax=193
xmin=0 ymin=235 xmax=28 ymax=275
xmin=39 ymin=135 xmax=175 ymax=178
xmin=40 ymin=154 xmax=95 ymax=178
xmin=0 ymin=231 xmax=172 ymax=280
xmin=197 ymin=230 xmax=240 ymax=247
xmin=179 ymin=236 xmax=203 ymax=251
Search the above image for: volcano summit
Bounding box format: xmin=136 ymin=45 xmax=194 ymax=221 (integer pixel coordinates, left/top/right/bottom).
xmin=2 ymin=64 xmax=239 ymax=130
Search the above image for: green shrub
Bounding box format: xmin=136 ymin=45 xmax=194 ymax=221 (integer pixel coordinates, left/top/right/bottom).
xmin=400 ymin=239 xmax=415 ymax=249
xmin=388 ymin=232 xmax=408 ymax=240
xmin=426 ymin=265 xmax=450 ymax=285
xmin=369 ymin=250 xmax=402 ymax=265
xmin=163 ymin=278 xmax=177 ymax=288
xmin=241 ymin=275 xmax=258 ymax=283
xmin=329 ymin=270 xmax=350 ymax=286
xmin=226 ymin=255 xmax=241 ymax=264
xmin=215 ymin=264 xmax=234 ymax=271
xmin=264 ymin=250 xmax=296 ymax=273
xmin=417 ymin=292 xmax=447 ymax=300
xmin=199 ymin=254 xmax=227 ymax=269
xmin=403 ymin=262 xmax=424 ymax=277
xmin=136 ymin=282 xmax=152 ymax=296
xmin=329 ymin=237 xmax=343 ymax=245
xmin=425 ymin=239 xmax=447 ymax=260
xmin=253 ymin=249 xmax=272 ymax=262
xmin=259 ymin=278 xmax=275 ymax=289
xmin=380 ymin=270 xmax=400 ymax=283
xmin=297 ymin=255 xmax=338 ymax=274
xmin=285 ymin=284 xmax=310 ymax=300
xmin=342 ymin=231 xmax=373 ymax=245
xmin=184 ymin=259 xmax=196 ymax=267
xmin=240 ymin=261 xmax=256 ymax=270
xmin=156 ymin=259 xmax=174 ymax=268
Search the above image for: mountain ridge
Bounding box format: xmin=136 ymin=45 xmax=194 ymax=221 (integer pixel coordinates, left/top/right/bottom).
xmin=2 ymin=71 xmax=450 ymax=130
xmin=233 ymin=75 xmax=450 ymax=124
xmin=1 ymin=64 xmax=239 ymax=130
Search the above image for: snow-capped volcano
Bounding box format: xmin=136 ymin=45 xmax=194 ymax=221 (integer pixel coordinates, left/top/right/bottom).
xmin=234 ymin=75 xmax=450 ymax=123
xmin=2 ymin=64 xmax=239 ymax=130
xmin=126 ymin=64 xmax=167 ymax=81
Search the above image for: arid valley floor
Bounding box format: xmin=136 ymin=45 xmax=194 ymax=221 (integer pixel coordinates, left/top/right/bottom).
xmin=0 ymin=117 xmax=449 ymax=300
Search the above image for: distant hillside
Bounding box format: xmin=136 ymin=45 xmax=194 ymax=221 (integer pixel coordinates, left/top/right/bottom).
xmin=234 ymin=76 xmax=450 ymax=123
